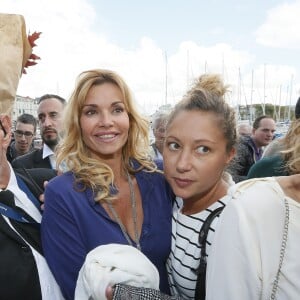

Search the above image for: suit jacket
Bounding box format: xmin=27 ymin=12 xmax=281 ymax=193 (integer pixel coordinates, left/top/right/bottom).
xmin=0 ymin=215 xmax=42 ymax=299
xmin=14 ymin=167 xmax=58 ymax=198
xmin=0 ymin=169 xmax=57 ymax=299
xmin=12 ymin=148 xmax=52 ymax=169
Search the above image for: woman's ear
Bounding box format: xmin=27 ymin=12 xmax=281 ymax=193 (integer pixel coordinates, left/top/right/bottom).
xmin=226 ymin=147 xmax=236 ymax=165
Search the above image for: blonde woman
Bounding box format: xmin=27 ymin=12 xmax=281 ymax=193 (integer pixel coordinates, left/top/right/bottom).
xmin=41 ymin=69 xmax=173 ymax=300
xmin=206 ymin=118 xmax=300 ymax=299
xmin=108 ymin=74 xmax=237 ymax=300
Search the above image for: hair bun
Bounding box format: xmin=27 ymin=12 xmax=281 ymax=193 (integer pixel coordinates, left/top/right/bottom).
xmin=193 ymin=74 xmax=228 ymax=97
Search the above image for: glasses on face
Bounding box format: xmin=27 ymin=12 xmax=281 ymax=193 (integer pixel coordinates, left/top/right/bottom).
xmin=14 ymin=130 xmax=34 ymax=138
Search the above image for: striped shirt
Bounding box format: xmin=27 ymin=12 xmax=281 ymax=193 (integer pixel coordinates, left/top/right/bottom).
xmin=166 ymin=195 xmax=231 ymax=299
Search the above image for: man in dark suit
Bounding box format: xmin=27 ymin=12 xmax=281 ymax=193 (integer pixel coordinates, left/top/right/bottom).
xmin=12 ymin=94 xmax=66 ymax=170
xmin=0 ymin=114 xmax=63 ymax=299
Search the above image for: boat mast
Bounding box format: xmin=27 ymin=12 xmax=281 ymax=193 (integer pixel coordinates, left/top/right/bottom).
xmin=165 ymin=51 xmax=168 ymax=105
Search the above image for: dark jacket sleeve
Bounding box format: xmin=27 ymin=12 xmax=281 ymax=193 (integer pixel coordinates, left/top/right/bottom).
xmin=14 ymin=167 xmax=57 ymax=199
xmin=227 ymin=141 xmax=254 ymax=183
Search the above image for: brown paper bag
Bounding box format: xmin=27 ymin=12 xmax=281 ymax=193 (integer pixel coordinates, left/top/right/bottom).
xmin=0 ymin=13 xmax=32 ymax=115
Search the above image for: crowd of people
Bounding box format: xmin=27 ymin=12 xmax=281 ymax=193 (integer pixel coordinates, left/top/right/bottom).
xmin=0 ymin=69 xmax=300 ymax=299
xmin=1 ymin=13 xmax=300 ymax=300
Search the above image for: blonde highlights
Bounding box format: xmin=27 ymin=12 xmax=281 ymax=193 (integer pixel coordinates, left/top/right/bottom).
xmin=282 ymin=119 xmax=300 ymax=174
xmin=56 ymin=69 xmax=157 ymax=201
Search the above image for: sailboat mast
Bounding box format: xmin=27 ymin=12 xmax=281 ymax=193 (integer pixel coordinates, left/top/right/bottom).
xmin=288 ymin=74 xmax=293 ymax=121
xmin=165 ymin=51 xmax=168 ymax=105
xmin=263 ymin=63 xmax=266 ymax=115
xmin=250 ymin=69 xmax=254 ymax=123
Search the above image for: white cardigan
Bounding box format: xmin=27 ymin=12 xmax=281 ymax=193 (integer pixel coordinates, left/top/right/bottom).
xmin=206 ymin=178 xmax=300 ymax=300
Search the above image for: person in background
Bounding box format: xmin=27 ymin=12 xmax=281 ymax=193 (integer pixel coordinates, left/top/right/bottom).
xmin=227 ymin=115 xmax=276 ymax=182
xmin=41 ymin=69 xmax=173 ymax=300
xmin=150 ymin=111 xmax=169 ymax=160
xmin=107 ymin=73 xmax=237 ymax=300
xmin=237 ymin=123 xmax=252 ymax=137
xmin=206 ymin=118 xmax=300 ymax=300
xmin=7 ymin=113 xmax=37 ymax=162
xmin=0 ymin=114 xmax=63 ymax=300
xmin=0 ymin=15 xmax=62 ymax=299
xmin=12 ymin=94 xmax=66 ymax=169
xmin=295 ymin=96 xmax=300 ymax=119
xmin=262 ymin=96 xmax=300 ymax=159
xmin=247 ymin=118 xmax=300 ymax=178
xmin=247 ymin=98 xmax=300 ymax=179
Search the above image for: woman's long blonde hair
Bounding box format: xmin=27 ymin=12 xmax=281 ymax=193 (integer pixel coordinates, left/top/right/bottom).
xmin=56 ymin=69 xmax=157 ymax=201
xmin=282 ymin=119 xmax=300 ymax=174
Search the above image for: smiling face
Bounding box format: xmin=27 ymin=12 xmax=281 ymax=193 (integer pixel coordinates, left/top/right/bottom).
xmin=80 ymin=82 xmax=130 ymax=161
xmin=163 ymin=110 xmax=235 ymax=207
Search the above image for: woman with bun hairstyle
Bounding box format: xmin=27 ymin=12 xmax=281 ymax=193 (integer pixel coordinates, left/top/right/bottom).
xmin=107 ymin=73 xmax=237 ymax=300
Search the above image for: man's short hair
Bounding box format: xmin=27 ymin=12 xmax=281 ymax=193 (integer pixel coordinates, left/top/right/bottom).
xmin=252 ymin=115 xmax=273 ymax=129
xmin=38 ymin=94 xmax=67 ymax=106
xmin=16 ymin=113 xmax=37 ymax=132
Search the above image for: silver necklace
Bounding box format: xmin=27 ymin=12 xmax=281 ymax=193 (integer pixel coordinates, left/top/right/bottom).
xmin=106 ymin=171 xmax=141 ymax=251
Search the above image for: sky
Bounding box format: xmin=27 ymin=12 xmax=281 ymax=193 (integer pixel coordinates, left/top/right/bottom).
xmin=1 ymin=0 xmax=300 ymax=115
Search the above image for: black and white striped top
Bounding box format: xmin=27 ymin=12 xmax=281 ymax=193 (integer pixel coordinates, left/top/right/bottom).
xmin=166 ymin=195 xmax=231 ymax=299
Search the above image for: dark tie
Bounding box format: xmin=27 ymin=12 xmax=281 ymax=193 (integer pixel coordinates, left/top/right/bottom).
xmin=0 ymin=189 xmax=15 ymax=207
xmin=0 ymin=189 xmax=43 ymax=254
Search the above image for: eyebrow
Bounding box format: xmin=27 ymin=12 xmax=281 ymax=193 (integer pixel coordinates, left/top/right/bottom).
xmin=83 ymin=101 xmax=124 ymax=108
xmin=166 ymin=135 xmax=217 ymax=145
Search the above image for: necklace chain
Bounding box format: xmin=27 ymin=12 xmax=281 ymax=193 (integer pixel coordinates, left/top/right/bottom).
xmin=106 ymin=171 xmax=141 ymax=251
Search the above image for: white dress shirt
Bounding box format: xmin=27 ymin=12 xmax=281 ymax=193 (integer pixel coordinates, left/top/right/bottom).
xmin=42 ymin=143 xmax=56 ymax=169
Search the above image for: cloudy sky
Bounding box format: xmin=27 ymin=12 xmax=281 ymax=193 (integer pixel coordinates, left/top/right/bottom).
xmin=1 ymin=0 xmax=300 ymax=114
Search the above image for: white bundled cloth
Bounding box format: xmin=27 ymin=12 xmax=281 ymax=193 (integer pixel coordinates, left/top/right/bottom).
xmin=75 ymin=244 xmax=160 ymax=300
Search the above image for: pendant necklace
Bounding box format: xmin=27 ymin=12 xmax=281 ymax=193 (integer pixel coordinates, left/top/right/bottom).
xmin=106 ymin=171 xmax=141 ymax=251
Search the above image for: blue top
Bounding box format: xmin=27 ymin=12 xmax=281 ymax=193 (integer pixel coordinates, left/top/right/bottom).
xmin=41 ymin=162 xmax=173 ymax=300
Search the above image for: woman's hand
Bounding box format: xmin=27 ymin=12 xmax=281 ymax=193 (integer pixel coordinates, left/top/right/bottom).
xmin=0 ymin=115 xmax=12 ymax=189
xmin=105 ymin=285 xmax=114 ymax=300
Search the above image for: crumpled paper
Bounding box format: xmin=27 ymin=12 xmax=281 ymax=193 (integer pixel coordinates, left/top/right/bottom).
xmin=0 ymin=13 xmax=32 ymax=115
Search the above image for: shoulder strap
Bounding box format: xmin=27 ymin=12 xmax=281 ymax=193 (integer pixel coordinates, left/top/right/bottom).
xmin=270 ymin=197 xmax=289 ymax=299
xmin=194 ymin=206 xmax=224 ymax=300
